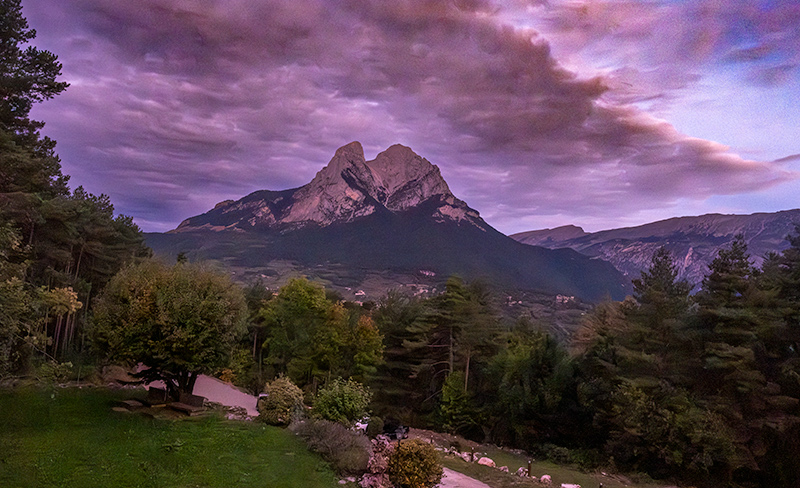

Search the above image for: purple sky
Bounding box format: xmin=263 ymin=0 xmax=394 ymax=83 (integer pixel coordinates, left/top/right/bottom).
xmin=23 ymin=0 xmax=800 ymax=234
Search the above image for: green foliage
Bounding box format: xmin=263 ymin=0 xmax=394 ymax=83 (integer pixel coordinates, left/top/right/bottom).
xmin=371 ymin=290 xmax=426 ymax=418
xmin=389 ymin=277 xmax=501 ymax=417
xmin=603 ymin=383 xmax=735 ymax=478
xmin=35 ymin=360 xmax=73 ymax=384
xmin=259 ymin=277 xmax=383 ymax=387
xmin=437 ymin=371 xmax=480 ymax=436
xmin=632 ymin=246 xmax=691 ymax=336
xmin=0 ymin=0 xmax=69 ymax=139
xmin=312 ymin=377 xmax=372 ymax=426
xmin=388 ymin=438 xmax=443 ymax=488
xmin=257 ymin=375 xmax=306 ymax=425
xmin=0 ymin=225 xmax=33 ymax=375
xmin=90 ymin=260 xmax=247 ymax=395
xmin=365 ymin=415 xmax=384 ymax=438
xmin=487 ymin=330 xmax=574 ymax=448
xmin=289 ymin=419 xmax=371 ymax=475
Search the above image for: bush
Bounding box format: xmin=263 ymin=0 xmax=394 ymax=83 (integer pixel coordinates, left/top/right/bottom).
xmin=366 ymin=416 xmax=384 ymax=438
xmin=388 ymin=438 xmax=443 ymax=488
xmin=312 ymin=377 xmax=371 ymax=426
xmin=37 ymin=361 xmax=73 ymax=384
xmin=539 ymin=443 xmax=572 ymax=465
xmin=290 ymin=419 xmax=371 ymax=475
xmin=257 ymin=375 xmax=304 ymax=425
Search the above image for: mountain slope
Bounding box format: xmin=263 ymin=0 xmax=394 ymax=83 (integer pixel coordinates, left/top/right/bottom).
xmin=147 ymin=142 xmax=628 ymax=301
xmin=512 ymin=210 xmax=800 ymax=286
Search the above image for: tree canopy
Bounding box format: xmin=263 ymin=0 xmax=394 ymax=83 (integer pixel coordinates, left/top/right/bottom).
xmin=91 ymin=261 xmax=248 ymax=396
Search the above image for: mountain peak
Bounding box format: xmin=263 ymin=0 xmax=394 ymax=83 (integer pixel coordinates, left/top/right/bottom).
xmin=174 ymin=142 xmax=483 ymax=232
xmin=334 ymin=141 xmax=365 ymax=159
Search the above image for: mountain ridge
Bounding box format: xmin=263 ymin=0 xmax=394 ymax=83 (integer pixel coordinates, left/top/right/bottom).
xmin=512 ymin=209 xmax=800 ymax=286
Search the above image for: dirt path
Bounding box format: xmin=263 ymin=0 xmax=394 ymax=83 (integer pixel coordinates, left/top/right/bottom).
xmin=192 ymin=375 xmax=259 ymax=416
xmin=440 ymin=468 xmax=492 ymax=488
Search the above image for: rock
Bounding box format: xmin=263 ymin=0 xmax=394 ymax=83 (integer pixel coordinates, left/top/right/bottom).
xmin=101 ymin=365 xmax=139 ymax=384
xmin=499 ymin=466 xmax=509 ymax=472
xmin=561 ymin=484 xmax=581 ymax=488
xmin=360 ymin=473 xmax=391 ymax=488
xmin=460 ymin=452 xmax=472 ymax=462
xmin=516 ymin=467 xmax=528 ymax=477
xmin=477 ymin=457 xmax=496 ymax=467
xmin=540 ymin=474 xmax=552 ymax=484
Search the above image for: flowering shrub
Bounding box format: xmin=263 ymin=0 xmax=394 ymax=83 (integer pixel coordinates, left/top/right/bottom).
xmin=387 ymin=438 xmax=443 ymax=488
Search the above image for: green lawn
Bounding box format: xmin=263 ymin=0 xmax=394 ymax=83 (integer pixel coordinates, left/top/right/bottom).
xmin=441 ymin=447 xmax=667 ymax=488
xmin=0 ymin=387 xmax=340 ymax=488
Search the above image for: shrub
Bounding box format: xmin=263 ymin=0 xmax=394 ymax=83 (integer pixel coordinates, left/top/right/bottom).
xmin=37 ymin=361 xmax=73 ymax=384
xmin=290 ymin=419 xmax=371 ymax=475
xmin=366 ymin=415 xmax=384 ymax=438
xmin=257 ymin=375 xmax=304 ymax=425
xmin=388 ymin=438 xmax=443 ymax=488
xmin=312 ymin=377 xmax=372 ymax=426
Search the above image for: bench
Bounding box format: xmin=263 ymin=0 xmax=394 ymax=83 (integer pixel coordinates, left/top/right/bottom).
xmin=170 ymin=392 xmax=207 ymax=416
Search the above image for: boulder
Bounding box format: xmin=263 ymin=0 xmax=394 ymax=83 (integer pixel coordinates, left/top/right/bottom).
xmin=101 ymin=365 xmax=138 ymax=384
xmin=499 ymin=466 xmax=509 ymax=472
xmin=515 ymin=467 xmax=528 ymax=477
xmin=477 ymin=457 xmax=496 ymax=467
xmin=540 ymin=474 xmax=552 ymax=484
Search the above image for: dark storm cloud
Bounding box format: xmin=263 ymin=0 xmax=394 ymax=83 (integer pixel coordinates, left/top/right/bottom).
xmin=23 ymin=0 xmax=796 ymax=232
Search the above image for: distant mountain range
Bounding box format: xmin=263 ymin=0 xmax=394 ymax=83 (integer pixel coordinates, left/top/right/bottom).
xmin=146 ymin=142 xmax=628 ymax=301
xmin=511 ymin=210 xmax=800 ymax=287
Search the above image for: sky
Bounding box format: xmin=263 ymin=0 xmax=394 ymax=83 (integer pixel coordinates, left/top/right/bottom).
xmin=22 ymin=0 xmax=800 ymax=234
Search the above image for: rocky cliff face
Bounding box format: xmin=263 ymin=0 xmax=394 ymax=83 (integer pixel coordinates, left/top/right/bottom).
xmin=512 ymin=210 xmax=800 ymax=287
xmin=174 ymin=141 xmax=483 ymax=232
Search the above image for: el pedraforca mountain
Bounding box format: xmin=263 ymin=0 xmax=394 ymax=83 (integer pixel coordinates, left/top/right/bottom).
xmin=173 ymin=142 xmax=483 ymax=233
xmin=146 ymin=142 xmax=628 ymax=301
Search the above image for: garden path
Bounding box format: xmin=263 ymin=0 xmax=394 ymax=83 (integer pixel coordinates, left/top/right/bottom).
xmin=440 ymin=468 xmax=492 ymax=488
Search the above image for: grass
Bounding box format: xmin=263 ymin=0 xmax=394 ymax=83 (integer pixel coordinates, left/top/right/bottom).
xmin=0 ymin=387 xmax=340 ymax=488
xmin=412 ymin=429 xmax=669 ymax=488
xmin=441 ymin=449 xmax=668 ymax=488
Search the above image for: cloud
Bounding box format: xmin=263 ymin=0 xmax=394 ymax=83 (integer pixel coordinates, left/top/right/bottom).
xmin=22 ymin=0 xmax=798 ymax=233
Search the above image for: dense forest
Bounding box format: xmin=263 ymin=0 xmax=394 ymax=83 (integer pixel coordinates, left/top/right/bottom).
xmin=2 ymin=2 xmax=799 ymax=487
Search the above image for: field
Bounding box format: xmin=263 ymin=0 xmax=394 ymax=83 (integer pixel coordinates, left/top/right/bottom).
xmin=0 ymin=387 xmax=340 ymax=488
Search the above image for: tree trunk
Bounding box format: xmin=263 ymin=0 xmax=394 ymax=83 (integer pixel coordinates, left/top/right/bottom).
xmin=464 ymin=350 xmax=471 ymax=391
xmin=53 ymin=315 xmax=63 ymax=357
xmin=448 ymin=325 xmax=454 ymax=375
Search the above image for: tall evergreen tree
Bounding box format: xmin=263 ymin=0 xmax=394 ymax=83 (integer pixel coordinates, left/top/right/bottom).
xmin=0 ymin=0 xmax=69 ymax=142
